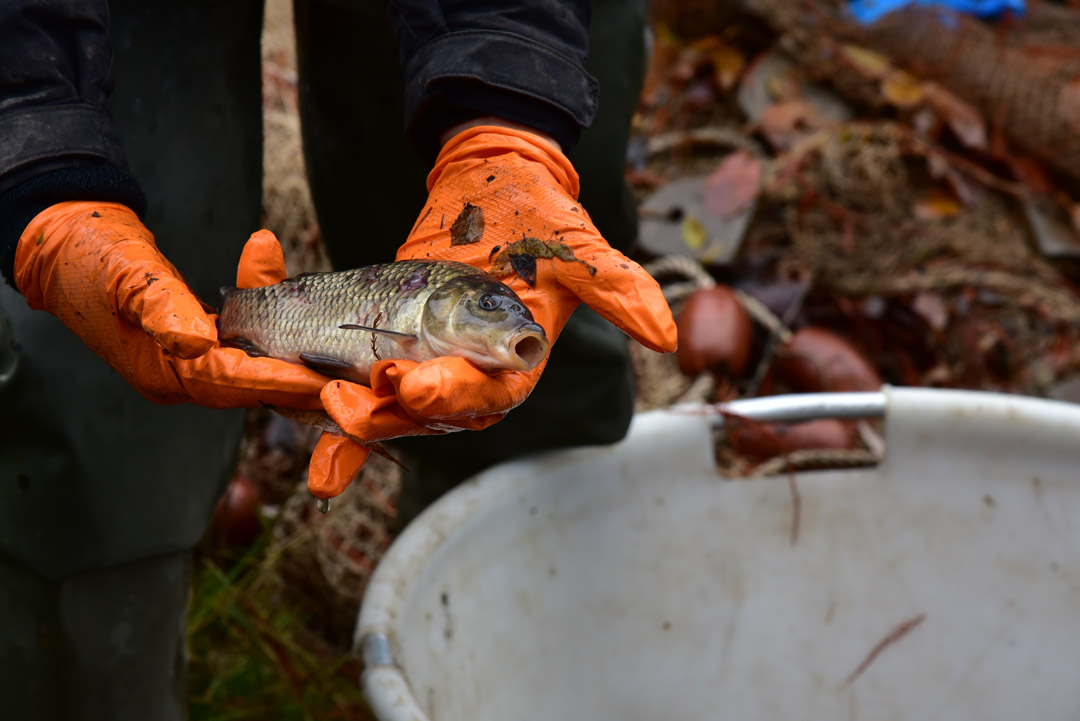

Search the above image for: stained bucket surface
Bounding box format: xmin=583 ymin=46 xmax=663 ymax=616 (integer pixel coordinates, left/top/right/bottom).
xmin=358 ymin=387 xmax=1080 ymax=721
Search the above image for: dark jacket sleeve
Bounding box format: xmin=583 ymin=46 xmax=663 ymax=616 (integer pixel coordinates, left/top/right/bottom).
xmin=0 ymin=0 xmax=146 ymax=286
xmin=390 ymin=0 xmax=598 ymax=159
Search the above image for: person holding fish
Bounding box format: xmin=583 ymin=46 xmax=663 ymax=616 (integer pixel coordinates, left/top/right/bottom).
xmin=0 ymin=0 xmax=676 ymax=717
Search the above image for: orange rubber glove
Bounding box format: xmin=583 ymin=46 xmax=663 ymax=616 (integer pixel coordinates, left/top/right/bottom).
xmin=308 ymin=124 xmax=678 ymax=499
xmin=13 ymin=201 xmax=328 ymax=409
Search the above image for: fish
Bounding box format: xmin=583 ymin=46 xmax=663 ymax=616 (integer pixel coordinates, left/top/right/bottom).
xmin=216 ymin=260 xmax=549 ymax=384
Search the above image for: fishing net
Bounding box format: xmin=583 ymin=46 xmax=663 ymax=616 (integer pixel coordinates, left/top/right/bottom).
xmin=256 ymin=0 xmax=401 ymax=642
xmin=270 ymin=455 xmax=402 ymax=644
xmin=261 ymin=0 xmax=331 ymax=276
xmin=861 ymin=5 xmax=1080 ymax=185
xmin=746 ymin=0 xmax=1080 ymax=184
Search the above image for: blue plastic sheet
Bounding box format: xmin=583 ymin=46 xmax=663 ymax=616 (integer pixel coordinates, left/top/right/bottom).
xmin=848 ymin=0 xmax=1026 ymax=24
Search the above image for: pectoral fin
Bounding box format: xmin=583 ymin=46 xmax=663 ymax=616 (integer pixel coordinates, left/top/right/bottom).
xmin=339 ymin=324 xmax=419 ymax=349
xmin=220 ymin=336 xmax=269 ymax=358
xmin=299 ymin=352 xmax=359 ymax=378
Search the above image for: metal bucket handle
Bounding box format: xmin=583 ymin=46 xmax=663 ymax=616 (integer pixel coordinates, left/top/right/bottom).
xmin=677 ymin=390 xmax=888 ymax=429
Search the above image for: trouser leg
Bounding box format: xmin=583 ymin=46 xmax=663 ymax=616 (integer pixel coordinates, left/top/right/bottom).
xmin=0 ymin=551 xmax=192 ymax=721
xmin=296 ymin=0 xmax=648 ymax=523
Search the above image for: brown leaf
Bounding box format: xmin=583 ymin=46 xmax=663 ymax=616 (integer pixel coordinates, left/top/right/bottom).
xmin=704 ymin=150 xmax=762 ymax=219
xmin=758 ymin=99 xmax=825 ymax=150
xmin=710 ymin=41 xmax=745 ymax=92
xmin=450 ymin=202 xmax=485 ymax=245
xmin=912 ymin=292 xmax=949 ymax=332
xmin=924 ymin=84 xmax=987 ymax=150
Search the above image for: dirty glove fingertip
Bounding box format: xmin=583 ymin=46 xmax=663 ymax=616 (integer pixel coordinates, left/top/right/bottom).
xmin=237 ymin=230 xmax=288 ymax=288
xmin=133 ymin=282 xmax=220 ymax=358
xmin=308 ymin=433 xmax=370 ymax=499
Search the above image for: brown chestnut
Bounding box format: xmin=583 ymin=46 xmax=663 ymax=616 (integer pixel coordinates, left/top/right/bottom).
xmin=211 ymin=474 xmax=263 ymax=547
xmin=773 ymin=327 xmax=882 ymax=392
xmin=675 ymin=285 xmax=753 ymax=378
xmin=727 ymin=418 xmax=858 ymax=460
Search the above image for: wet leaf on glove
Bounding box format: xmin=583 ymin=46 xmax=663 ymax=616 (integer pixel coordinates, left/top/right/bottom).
xmin=509 ymin=253 xmax=538 ymax=286
xmin=491 ymin=237 xmax=597 ymax=287
xmin=450 ymin=202 xmax=485 ymax=245
xmin=704 ymin=150 xmax=762 ymax=219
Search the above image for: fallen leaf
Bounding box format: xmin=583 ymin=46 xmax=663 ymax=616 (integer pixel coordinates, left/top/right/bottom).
xmin=765 ymin=72 xmax=802 ymax=103
xmin=1002 ymin=155 xmax=1055 ymax=195
xmin=924 ymin=84 xmax=987 ymax=150
xmin=449 ymin=202 xmax=484 ymax=245
xmin=704 ymin=151 xmax=762 ymax=219
xmin=925 ymin=151 xmax=979 ymax=206
xmin=914 ymin=187 xmax=962 ymax=220
xmin=881 ymin=69 xmax=924 ymax=109
xmin=838 ymin=44 xmax=892 ymax=79
xmin=912 ymin=292 xmax=949 ymax=332
xmin=759 ymin=99 xmax=825 ymax=150
xmin=681 ymin=214 xmax=707 ymax=250
xmin=710 ymin=41 xmax=745 ymax=92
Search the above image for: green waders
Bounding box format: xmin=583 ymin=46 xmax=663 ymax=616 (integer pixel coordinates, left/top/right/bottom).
xmin=0 ymin=0 xmax=647 ymax=717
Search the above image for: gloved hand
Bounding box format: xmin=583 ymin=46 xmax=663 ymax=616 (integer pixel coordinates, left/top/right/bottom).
xmin=13 ymin=201 xmax=328 ymax=409
xmin=309 ymin=124 xmax=678 ymax=499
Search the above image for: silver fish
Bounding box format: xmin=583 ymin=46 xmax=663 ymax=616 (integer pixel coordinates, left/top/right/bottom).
xmin=217 ymin=260 xmax=549 ymax=383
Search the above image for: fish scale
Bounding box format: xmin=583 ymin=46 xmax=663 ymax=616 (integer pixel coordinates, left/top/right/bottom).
xmin=216 ymin=259 xmax=548 ymax=385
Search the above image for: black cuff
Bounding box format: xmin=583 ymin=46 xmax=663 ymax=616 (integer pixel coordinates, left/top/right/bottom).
xmin=408 ymin=80 xmax=583 ymax=161
xmin=0 ymin=162 xmax=147 ymax=288
xmin=402 ymin=29 xmax=598 ymax=162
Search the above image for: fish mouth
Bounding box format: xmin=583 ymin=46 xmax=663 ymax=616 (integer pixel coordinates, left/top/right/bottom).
xmin=506 ymin=323 xmax=549 ymax=371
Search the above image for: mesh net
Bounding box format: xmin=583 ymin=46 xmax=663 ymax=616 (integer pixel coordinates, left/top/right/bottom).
xmin=255 ymin=0 xmax=402 ymax=640
xmin=746 ymin=0 xmax=1080 ymax=183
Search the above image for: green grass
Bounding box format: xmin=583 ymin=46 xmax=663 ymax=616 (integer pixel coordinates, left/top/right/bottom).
xmin=187 ymin=536 xmax=375 ymax=721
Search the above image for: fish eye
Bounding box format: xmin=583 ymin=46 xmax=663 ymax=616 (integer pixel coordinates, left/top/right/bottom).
xmin=478 ymin=293 xmax=498 ymax=311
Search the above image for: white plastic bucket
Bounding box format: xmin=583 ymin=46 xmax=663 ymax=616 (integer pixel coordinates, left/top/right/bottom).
xmin=357 ymin=387 xmax=1080 ymax=720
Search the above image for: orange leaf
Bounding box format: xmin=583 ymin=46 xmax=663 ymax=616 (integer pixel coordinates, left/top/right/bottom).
xmin=838 ymin=44 xmax=892 ymax=79
xmin=711 ymin=42 xmax=746 ymax=92
xmin=881 ymin=69 xmax=924 ymax=109
xmin=914 ymin=187 xmax=962 ymax=220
